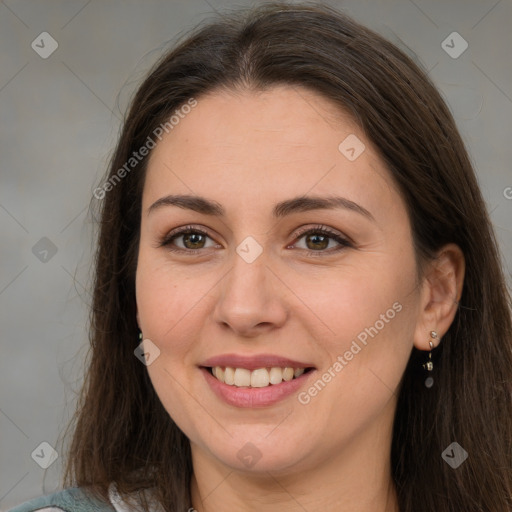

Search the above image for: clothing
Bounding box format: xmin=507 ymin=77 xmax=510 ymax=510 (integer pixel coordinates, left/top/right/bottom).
xmin=6 ymin=483 xmax=155 ymax=512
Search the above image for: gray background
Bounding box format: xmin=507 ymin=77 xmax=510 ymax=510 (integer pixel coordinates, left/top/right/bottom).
xmin=1 ymin=0 xmax=511 ymax=508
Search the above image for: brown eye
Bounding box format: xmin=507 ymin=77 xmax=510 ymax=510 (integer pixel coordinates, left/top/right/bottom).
xmin=292 ymin=226 xmax=353 ymax=254
xmin=159 ymin=227 xmax=219 ymax=253
xmin=304 ymin=233 xmax=330 ymax=251
xmin=181 ymin=232 xmax=207 ymax=250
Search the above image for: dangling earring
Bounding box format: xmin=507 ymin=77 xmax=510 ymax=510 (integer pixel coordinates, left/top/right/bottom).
xmin=423 ymin=331 xmax=438 ymax=388
xmin=423 ymin=330 xmax=437 ymax=371
xmin=138 ymin=331 xmax=143 ymax=342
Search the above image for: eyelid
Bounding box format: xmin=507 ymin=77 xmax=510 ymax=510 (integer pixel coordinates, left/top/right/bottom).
xmin=291 ymin=224 xmax=354 ymax=246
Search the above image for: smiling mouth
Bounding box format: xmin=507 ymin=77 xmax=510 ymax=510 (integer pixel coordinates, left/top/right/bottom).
xmin=205 ymin=366 xmax=315 ymax=388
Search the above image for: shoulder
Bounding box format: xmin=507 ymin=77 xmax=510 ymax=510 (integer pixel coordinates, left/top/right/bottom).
xmin=6 ymin=487 xmax=116 ymax=512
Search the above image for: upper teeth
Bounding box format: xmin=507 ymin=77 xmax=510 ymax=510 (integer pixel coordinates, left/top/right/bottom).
xmin=212 ymin=367 xmax=306 ymax=387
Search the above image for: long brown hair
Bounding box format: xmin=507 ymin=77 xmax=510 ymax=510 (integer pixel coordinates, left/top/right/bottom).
xmin=62 ymin=2 xmax=512 ymax=510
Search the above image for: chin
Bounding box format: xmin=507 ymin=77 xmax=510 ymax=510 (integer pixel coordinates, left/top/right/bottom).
xmin=199 ymin=429 xmax=314 ymax=475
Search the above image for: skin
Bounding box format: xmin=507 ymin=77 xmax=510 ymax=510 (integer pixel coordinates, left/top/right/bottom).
xmin=135 ymin=85 xmax=465 ymax=512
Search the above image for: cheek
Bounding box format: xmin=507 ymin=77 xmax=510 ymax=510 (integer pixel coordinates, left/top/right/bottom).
xmin=309 ymin=260 xmax=418 ymax=404
xmin=135 ymin=254 xmax=210 ymax=434
xmin=135 ymin=249 xmax=223 ymax=365
xmin=135 ymin=253 xmax=193 ymax=353
xmin=297 ymin=249 xmax=419 ymax=409
xmin=301 ymin=255 xmax=416 ymax=347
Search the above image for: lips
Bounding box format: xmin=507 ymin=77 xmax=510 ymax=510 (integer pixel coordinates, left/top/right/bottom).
xmin=199 ymin=353 xmax=317 ymax=407
xmin=201 ymin=353 xmax=315 ymax=371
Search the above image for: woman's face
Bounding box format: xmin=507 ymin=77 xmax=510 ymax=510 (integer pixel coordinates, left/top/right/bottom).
xmin=136 ymin=85 xmax=424 ymax=475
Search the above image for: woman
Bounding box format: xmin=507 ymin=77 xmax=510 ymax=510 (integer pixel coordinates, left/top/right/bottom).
xmin=9 ymin=2 xmax=512 ymax=511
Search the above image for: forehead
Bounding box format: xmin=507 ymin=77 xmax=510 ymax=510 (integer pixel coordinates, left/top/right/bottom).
xmin=149 ymin=85 xmax=358 ymax=161
xmin=143 ymin=85 xmax=401 ymax=219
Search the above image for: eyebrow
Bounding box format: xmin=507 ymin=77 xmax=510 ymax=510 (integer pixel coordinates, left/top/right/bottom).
xmin=147 ymin=194 xmax=375 ymax=221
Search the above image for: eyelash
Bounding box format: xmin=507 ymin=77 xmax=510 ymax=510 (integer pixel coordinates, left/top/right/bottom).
xmin=158 ymin=224 xmax=353 ymax=257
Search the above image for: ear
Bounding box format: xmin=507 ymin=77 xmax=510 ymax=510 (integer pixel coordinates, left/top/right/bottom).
xmin=413 ymin=243 xmax=465 ymax=351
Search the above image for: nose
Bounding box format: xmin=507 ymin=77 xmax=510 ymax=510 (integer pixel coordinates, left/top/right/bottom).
xmin=212 ymin=249 xmax=288 ymax=338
